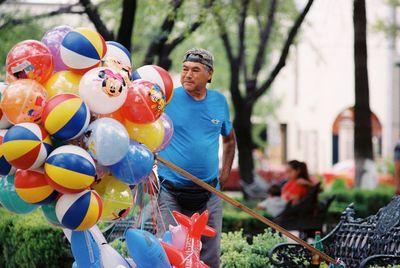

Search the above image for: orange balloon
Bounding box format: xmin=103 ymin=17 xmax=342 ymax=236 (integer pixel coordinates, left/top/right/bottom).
xmin=94 ymin=109 xmax=125 ymax=124
xmin=1 ymin=79 xmax=48 ymax=124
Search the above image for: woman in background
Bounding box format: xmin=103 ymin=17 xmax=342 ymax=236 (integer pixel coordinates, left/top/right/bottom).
xmin=257 ymin=160 xmax=313 ymax=216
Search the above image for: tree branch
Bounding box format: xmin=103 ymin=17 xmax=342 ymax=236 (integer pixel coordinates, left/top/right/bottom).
xmin=214 ymin=9 xmax=234 ymax=65
xmin=0 ymin=4 xmax=83 ymax=31
xmin=254 ymin=0 xmax=263 ymax=36
xmin=249 ymin=0 xmax=314 ymax=103
xmin=142 ymin=0 xmax=184 ymax=65
xmin=251 ymin=0 xmax=277 ymax=78
xmin=116 ymin=0 xmax=137 ymax=51
xmin=237 ymin=0 xmax=249 ymax=83
xmin=79 ymin=0 xmax=114 ymax=40
xmin=165 ymin=0 xmax=214 ymax=54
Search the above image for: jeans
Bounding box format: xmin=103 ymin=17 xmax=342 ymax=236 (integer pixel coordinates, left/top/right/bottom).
xmin=157 ymin=188 xmax=223 ymax=268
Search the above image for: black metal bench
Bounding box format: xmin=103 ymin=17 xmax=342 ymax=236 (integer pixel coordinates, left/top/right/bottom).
xmin=268 ymin=196 xmax=400 ymax=268
xmin=272 ymin=183 xmax=334 ymax=239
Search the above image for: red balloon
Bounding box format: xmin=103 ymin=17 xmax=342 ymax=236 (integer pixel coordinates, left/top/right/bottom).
xmin=6 ymin=40 xmax=54 ymax=84
xmin=120 ymin=79 xmax=165 ymax=124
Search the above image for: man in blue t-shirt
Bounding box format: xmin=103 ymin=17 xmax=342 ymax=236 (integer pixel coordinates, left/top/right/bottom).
xmin=157 ymin=48 xmax=236 ymax=267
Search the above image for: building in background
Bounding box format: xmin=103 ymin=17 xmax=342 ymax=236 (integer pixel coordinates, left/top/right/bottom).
xmin=268 ymin=0 xmax=398 ymax=174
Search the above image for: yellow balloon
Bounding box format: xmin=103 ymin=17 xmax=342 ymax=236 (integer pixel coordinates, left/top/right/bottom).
xmin=93 ymin=175 xmax=133 ymax=221
xmin=44 ymin=71 xmax=81 ymax=98
xmin=124 ymin=118 xmax=165 ymax=152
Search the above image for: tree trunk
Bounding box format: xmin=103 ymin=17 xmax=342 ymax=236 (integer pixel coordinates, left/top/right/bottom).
xmin=353 ymin=0 xmax=373 ymax=187
xmin=233 ymin=105 xmax=254 ymax=186
xmin=116 ymin=0 xmax=137 ymax=51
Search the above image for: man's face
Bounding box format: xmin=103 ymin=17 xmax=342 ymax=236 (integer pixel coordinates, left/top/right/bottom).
xmin=180 ymin=61 xmax=213 ymax=93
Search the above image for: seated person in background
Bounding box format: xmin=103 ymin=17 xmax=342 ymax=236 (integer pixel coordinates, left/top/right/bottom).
xmin=256 ymin=185 xmax=286 ymax=217
xmin=256 ymin=160 xmax=313 ymax=216
xmin=281 ymin=160 xmax=313 ymax=205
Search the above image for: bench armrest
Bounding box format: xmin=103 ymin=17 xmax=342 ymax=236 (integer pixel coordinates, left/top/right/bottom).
xmin=268 ymin=242 xmax=311 ymax=267
xmin=360 ymin=255 xmax=400 ymax=268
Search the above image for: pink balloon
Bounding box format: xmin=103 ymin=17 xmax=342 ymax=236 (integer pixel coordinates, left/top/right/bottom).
xmin=42 ymin=25 xmax=72 ymax=72
xmin=169 ymin=224 xmax=187 ymax=250
xmin=156 ymin=113 xmax=174 ymax=152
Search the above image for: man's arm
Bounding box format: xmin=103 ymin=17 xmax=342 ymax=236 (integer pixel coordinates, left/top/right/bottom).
xmin=219 ymin=129 xmax=236 ymax=189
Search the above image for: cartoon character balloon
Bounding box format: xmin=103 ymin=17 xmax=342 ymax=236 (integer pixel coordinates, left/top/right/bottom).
xmin=79 ymin=67 xmax=128 ymax=114
xmin=1 ymin=80 xmax=47 ymax=124
xmin=120 ymin=80 xmax=165 ymax=124
xmin=6 ymin=40 xmax=54 ymax=84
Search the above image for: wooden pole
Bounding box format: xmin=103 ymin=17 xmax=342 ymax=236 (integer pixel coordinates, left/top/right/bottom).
xmin=156 ymin=155 xmax=337 ymax=265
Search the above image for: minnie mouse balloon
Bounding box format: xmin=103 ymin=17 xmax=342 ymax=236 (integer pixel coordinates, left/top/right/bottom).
xmin=79 ymin=67 xmax=128 ymax=114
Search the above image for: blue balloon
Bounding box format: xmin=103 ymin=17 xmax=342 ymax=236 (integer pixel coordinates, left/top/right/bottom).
xmin=125 ymin=229 xmax=171 ymax=268
xmin=0 ymin=175 xmax=37 ymax=214
xmin=71 ymin=230 xmax=101 ymax=268
xmin=110 ymin=141 xmax=154 ymax=185
xmin=83 ymin=118 xmax=130 ymax=166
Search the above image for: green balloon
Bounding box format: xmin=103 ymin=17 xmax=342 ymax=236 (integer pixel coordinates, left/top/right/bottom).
xmin=0 ymin=175 xmax=37 ymax=214
xmin=41 ymin=201 xmax=63 ymax=227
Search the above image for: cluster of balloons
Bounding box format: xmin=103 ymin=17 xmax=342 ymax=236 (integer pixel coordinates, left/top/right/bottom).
xmin=0 ymin=25 xmax=175 ymax=236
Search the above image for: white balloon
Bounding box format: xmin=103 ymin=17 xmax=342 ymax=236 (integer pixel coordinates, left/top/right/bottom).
xmin=79 ymin=67 xmax=128 ymax=114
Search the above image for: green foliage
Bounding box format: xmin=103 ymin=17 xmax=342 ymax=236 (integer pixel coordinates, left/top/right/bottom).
xmin=320 ymin=185 xmax=395 ymax=225
xmin=220 ymin=229 xmax=286 ymax=267
xmin=110 ymin=238 xmax=129 ymax=258
xmin=0 ymin=207 xmax=72 ymax=268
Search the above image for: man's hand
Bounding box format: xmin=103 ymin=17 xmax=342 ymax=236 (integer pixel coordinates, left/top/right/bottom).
xmin=219 ymin=130 xmax=236 ymax=189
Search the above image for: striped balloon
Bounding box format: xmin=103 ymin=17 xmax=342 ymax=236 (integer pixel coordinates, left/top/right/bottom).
xmin=0 ymin=129 xmax=15 ymax=175
xmin=56 ymin=190 xmax=102 ymax=230
xmin=15 ymin=169 xmax=58 ymax=205
xmin=45 ymin=145 xmax=96 ymax=194
xmin=60 ymin=27 xmax=106 ymax=73
xmin=2 ymin=123 xmax=53 ymax=170
xmin=131 ymin=65 xmax=174 ymax=103
xmin=42 ymin=93 xmax=90 ymax=141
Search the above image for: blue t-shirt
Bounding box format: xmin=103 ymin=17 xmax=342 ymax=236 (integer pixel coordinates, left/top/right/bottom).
xmin=158 ymin=87 xmax=232 ymax=185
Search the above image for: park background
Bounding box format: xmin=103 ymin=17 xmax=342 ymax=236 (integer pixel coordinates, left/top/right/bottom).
xmin=0 ymin=0 xmax=400 ymax=267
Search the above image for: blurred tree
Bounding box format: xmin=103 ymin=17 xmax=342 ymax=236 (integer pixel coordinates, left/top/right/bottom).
xmin=353 ymin=0 xmax=373 ymax=187
xmin=212 ymin=0 xmax=314 ymax=193
xmin=0 ymin=0 xmax=212 ymax=70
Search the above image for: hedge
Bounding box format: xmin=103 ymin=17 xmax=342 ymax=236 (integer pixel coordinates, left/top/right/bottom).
xmin=0 ymin=208 xmax=72 ymax=268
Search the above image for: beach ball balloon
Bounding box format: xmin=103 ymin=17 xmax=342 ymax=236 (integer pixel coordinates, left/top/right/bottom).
xmin=124 ymin=118 xmax=164 ymax=152
xmin=42 ymin=93 xmax=90 ymax=141
xmin=2 ymin=123 xmax=53 ymax=170
xmin=42 ymin=200 xmax=63 ymax=227
xmin=103 ymin=41 xmax=132 ymax=82
xmin=42 ymin=25 xmax=73 ymax=72
xmin=0 ymin=83 xmax=12 ymax=129
xmin=45 ymin=145 xmax=96 ymax=194
xmin=60 ymin=27 xmax=106 ymax=73
xmin=0 ymin=175 xmax=37 ymax=214
xmin=132 ymin=65 xmax=174 ymax=103
xmin=93 ymin=175 xmax=133 ymax=221
xmin=1 ymin=79 xmax=47 ymax=124
xmin=44 ymin=71 xmax=81 ymax=98
xmin=110 ymin=141 xmax=154 ymax=185
xmin=15 ymin=169 xmax=58 ymax=205
xmin=156 ymin=113 xmax=174 ymax=152
xmin=56 ymin=190 xmax=102 ymax=230
xmin=105 ymin=41 xmax=131 ymax=67
xmin=82 ymin=118 xmax=129 ymax=166
xmin=79 ymin=67 xmax=128 ymax=114
xmin=0 ymin=130 xmax=15 ymax=176
xmin=6 ymin=40 xmax=54 ymax=84
xmin=120 ymin=80 xmax=165 ymax=124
